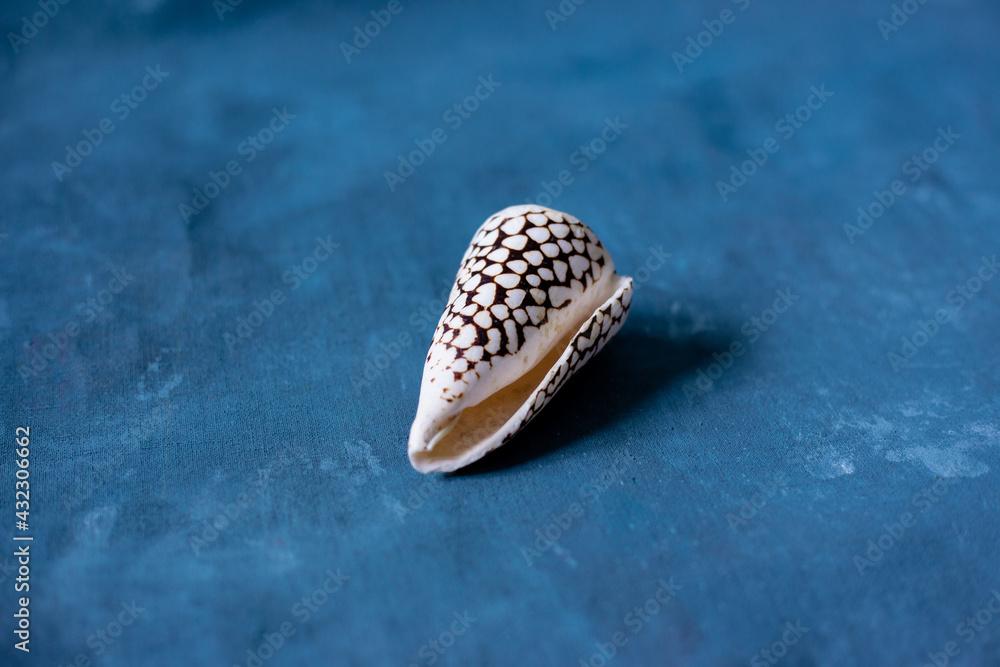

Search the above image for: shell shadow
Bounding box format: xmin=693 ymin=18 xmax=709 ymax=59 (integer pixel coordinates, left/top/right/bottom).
xmin=453 ymin=309 xmax=742 ymax=475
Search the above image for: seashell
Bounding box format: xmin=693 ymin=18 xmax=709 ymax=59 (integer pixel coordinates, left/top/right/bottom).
xmin=408 ymin=204 xmax=634 ymax=473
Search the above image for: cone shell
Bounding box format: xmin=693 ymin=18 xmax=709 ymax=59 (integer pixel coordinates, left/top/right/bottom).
xmin=408 ymin=205 xmax=633 ymax=473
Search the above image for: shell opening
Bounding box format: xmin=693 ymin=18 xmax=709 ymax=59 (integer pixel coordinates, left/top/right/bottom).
xmin=423 ymin=413 xmax=460 ymax=451
xmin=410 ymin=320 xmax=580 ymax=469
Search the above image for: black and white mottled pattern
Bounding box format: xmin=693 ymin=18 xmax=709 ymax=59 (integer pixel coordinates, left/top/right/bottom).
xmin=426 ymin=204 xmax=613 ymax=403
xmin=503 ymin=277 xmax=632 ymax=442
xmin=409 ymin=204 xmax=634 ymax=473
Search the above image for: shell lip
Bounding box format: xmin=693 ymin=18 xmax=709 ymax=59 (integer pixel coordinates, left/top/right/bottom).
xmin=408 ymin=273 xmax=633 ymax=473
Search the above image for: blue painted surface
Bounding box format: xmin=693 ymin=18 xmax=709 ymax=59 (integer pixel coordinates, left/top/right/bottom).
xmin=3 ymin=1 xmax=1000 ymax=665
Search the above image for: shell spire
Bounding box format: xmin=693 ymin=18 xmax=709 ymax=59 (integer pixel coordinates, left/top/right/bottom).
xmin=408 ymin=205 xmax=633 ymax=472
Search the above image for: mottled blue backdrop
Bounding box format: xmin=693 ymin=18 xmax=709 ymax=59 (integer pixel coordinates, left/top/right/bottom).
xmin=2 ymin=0 xmax=999 ymax=665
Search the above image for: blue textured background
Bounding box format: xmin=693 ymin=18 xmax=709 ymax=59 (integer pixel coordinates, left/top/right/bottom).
xmin=3 ymin=1 xmax=999 ymax=665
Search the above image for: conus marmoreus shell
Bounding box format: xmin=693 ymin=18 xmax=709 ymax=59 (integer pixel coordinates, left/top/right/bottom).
xmin=408 ymin=205 xmax=633 ymax=472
